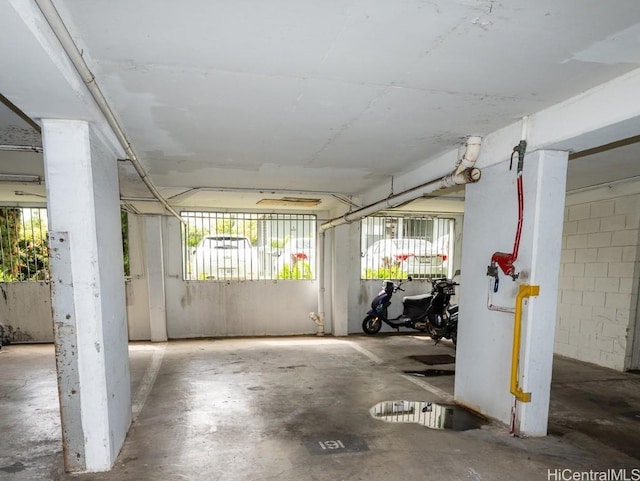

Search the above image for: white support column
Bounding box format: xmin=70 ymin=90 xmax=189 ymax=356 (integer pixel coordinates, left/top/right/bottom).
xmin=124 ymin=213 xmax=152 ymax=340
xmin=42 ymin=119 xmax=131 ymax=472
xmin=516 ymin=150 xmax=568 ymax=435
xmin=144 ymin=215 xmax=168 ymax=342
xmin=330 ymin=225 xmax=352 ymax=336
xmin=455 ymin=149 xmax=567 ymax=436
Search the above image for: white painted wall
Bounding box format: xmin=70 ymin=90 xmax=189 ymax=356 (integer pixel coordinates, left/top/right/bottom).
xmin=0 ymin=282 xmax=52 ymax=342
xmin=557 ymin=181 xmax=640 ymax=371
xmin=166 ymin=280 xmax=321 ymax=337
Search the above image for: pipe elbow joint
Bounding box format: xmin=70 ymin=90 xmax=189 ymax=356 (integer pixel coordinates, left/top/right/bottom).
xmin=442 ymin=167 xmax=481 ymax=188
xmin=455 ymin=136 xmax=483 ymax=173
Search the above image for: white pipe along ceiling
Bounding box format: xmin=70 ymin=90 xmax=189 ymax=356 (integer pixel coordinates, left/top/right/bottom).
xmin=34 ymin=0 xmax=183 ymax=223
xmin=320 ymin=136 xmax=482 ymax=231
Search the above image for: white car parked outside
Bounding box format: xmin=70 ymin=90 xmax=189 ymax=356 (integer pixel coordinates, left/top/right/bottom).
xmin=190 ymin=235 xmax=259 ymax=280
xmin=274 ymin=237 xmax=315 ymax=279
xmin=361 ymin=237 xmax=446 ymax=278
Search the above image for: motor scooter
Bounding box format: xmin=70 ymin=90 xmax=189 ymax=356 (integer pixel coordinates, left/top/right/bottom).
xmin=361 ymin=276 xmax=459 ymax=346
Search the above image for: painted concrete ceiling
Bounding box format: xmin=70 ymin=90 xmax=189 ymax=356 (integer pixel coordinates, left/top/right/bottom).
xmin=1 ymin=0 xmax=640 ymax=212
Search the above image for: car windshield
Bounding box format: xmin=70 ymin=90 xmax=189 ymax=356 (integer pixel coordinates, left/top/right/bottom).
xmin=391 ymin=239 xmax=431 ymax=252
xmin=204 ymin=237 xmax=251 ymax=249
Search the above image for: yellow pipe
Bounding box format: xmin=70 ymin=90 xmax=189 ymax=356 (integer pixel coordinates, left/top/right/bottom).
xmin=511 ymin=284 xmax=540 ymax=403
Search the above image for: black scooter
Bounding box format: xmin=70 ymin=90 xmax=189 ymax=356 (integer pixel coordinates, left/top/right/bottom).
xmin=361 ymin=276 xmax=459 ymax=346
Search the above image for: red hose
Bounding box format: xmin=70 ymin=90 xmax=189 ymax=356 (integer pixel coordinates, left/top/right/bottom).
xmin=490 ymin=151 xmax=525 ymax=279
xmin=512 ymin=173 xmax=524 ymax=259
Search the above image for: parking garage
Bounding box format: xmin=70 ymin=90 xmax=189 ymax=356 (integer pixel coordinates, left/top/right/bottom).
xmin=1 ymin=0 xmax=640 ymax=477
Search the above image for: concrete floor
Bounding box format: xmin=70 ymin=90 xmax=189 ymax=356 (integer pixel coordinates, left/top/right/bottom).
xmin=1 ymin=335 xmax=639 ymax=480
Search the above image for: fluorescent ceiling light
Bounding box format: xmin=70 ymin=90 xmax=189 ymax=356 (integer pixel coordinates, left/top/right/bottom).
xmin=0 ymin=173 xmax=42 ymax=183
xmin=14 ymin=190 xmax=46 ymax=198
xmin=0 ymin=145 xmax=43 ymax=153
xmin=257 ymin=197 xmax=321 ymax=207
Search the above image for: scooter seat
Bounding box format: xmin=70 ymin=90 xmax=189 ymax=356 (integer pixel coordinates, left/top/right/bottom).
xmin=402 ymin=294 xmax=431 ymax=302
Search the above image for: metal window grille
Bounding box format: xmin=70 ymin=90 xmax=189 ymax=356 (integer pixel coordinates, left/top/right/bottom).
xmin=0 ymin=207 xmax=49 ymax=282
xmin=360 ymin=215 xmax=454 ymax=280
xmin=182 ymin=211 xmax=316 ymax=281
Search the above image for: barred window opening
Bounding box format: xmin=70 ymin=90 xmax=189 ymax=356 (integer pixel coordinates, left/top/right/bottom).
xmin=182 ymin=212 xmax=316 ymax=281
xmin=360 ymin=216 xmax=454 ymax=280
xmin=0 ymin=207 xmax=49 ymax=282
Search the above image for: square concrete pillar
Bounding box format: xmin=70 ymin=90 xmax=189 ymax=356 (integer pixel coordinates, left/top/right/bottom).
xmin=144 ymin=215 xmax=168 ymax=342
xmin=455 ymin=149 xmax=567 ymax=436
xmin=331 ymin=224 xmax=358 ymax=336
xmin=42 ymin=119 xmax=131 ymax=471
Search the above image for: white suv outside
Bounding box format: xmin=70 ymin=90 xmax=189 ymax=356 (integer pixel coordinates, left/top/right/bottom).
xmin=190 ymin=235 xmax=259 ymax=280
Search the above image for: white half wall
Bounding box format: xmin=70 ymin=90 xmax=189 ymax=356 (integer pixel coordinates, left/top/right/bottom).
xmin=0 ymin=282 xmax=52 ymax=342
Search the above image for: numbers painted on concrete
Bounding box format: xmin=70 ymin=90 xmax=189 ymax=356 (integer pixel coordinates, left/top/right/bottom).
xmin=318 ymin=440 xmax=345 ymax=450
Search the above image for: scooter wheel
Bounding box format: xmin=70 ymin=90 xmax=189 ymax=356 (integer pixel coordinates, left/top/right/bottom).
xmin=362 ymin=315 xmax=382 ymax=335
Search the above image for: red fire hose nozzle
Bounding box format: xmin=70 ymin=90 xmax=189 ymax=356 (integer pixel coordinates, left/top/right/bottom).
xmin=491 ymin=252 xmax=519 ymax=280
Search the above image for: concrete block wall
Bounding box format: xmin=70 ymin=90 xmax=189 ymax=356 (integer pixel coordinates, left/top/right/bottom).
xmin=556 ymin=182 xmax=640 ymax=371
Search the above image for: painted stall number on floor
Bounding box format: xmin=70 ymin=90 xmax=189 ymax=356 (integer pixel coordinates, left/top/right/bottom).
xmin=305 ymin=435 xmax=368 ymax=455
xmin=318 ymin=440 xmax=345 ymax=450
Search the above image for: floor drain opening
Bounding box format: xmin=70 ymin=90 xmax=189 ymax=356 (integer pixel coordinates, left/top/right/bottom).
xmin=371 ymin=400 xmax=486 ymax=431
xmin=408 ymin=354 xmax=456 ymax=365
xmin=404 ymin=369 xmax=454 ymax=377
xmin=622 ymin=411 xmax=640 ymax=421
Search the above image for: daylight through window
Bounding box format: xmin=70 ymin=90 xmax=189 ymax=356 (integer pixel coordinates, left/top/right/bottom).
xmin=360 ymin=216 xmax=454 ymax=280
xmin=182 ymin=212 xmax=316 ymax=281
xmin=0 ymin=207 xmax=49 ymax=282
